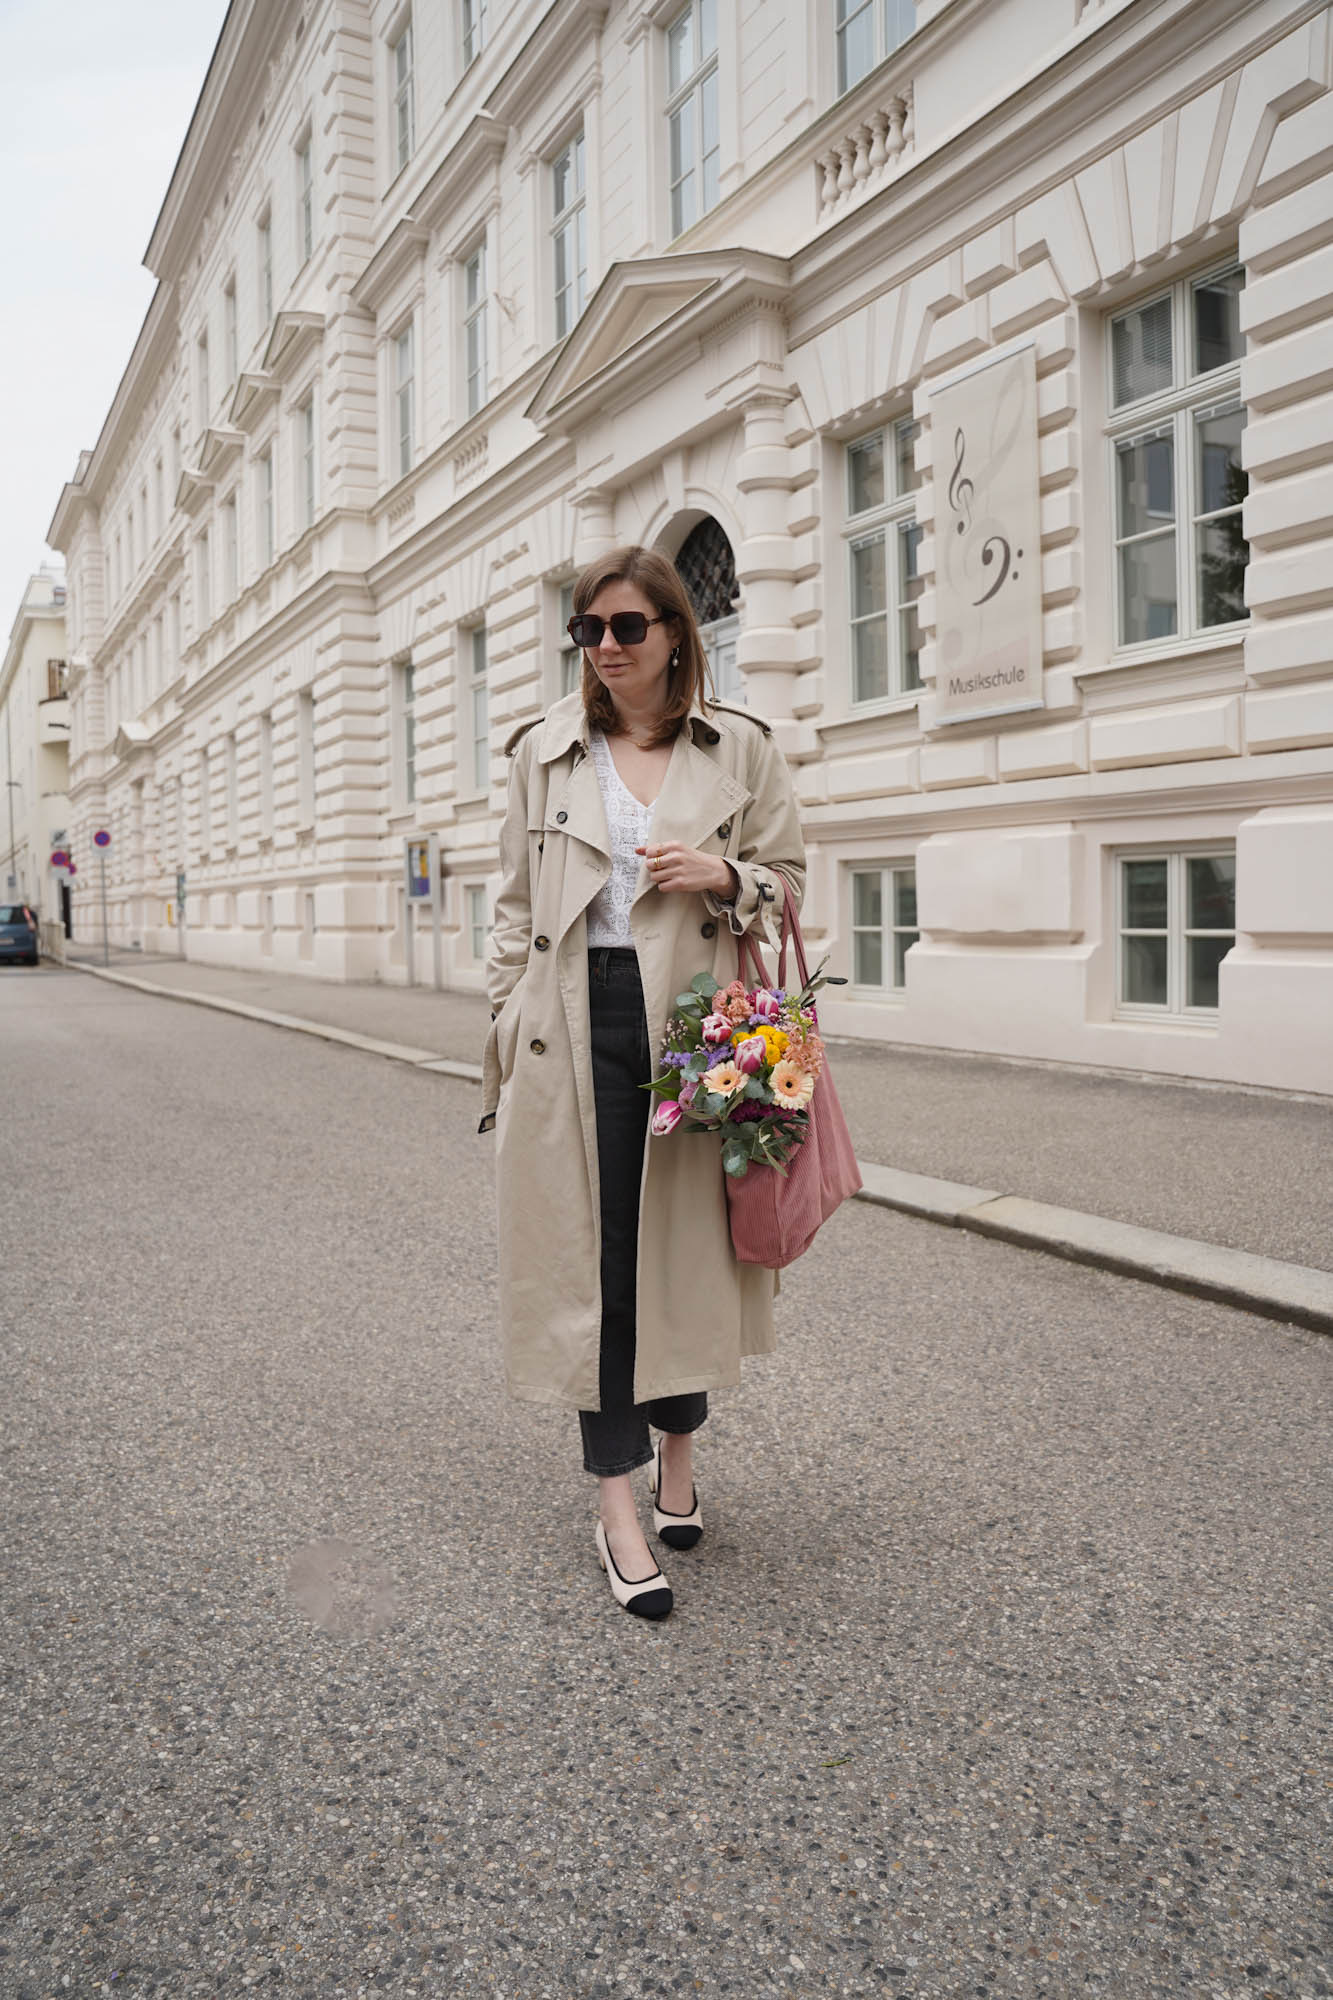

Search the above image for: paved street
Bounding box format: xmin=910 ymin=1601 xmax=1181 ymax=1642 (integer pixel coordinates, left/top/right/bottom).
xmin=2 ymin=965 xmax=1330 ymax=2000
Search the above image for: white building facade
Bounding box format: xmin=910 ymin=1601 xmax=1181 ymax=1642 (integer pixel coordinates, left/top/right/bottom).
xmin=48 ymin=0 xmax=1333 ymax=1092
xmin=1 ymin=571 xmax=70 ymax=934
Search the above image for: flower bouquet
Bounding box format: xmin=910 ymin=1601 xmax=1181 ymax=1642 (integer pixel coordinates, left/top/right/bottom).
xmin=643 ymin=961 xmax=844 ymax=1179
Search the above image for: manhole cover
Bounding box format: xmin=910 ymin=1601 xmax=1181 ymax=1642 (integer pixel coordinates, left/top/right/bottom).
xmin=286 ymin=1538 xmax=399 ymax=1639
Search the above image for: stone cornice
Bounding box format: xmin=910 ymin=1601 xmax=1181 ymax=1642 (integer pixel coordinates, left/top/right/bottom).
xmin=526 ymin=248 xmax=791 ymax=432
xmin=483 ymin=0 xmax=609 ymax=129
xmin=46 ymin=283 xmax=179 ymax=544
xmin=175 ymin=466 xmax=215 ymax=518
xmin=350 ymin=224 xmax=431 ymax=315
xmin=198 ymin=427 xmax=246 ymax=480
xmin=229 ymin=369 xmax=279 ymax=431
xmin=261 ymin=310 xmax=325 ymax=380
xmin=411 ymin=113 xmax=509 ymax=236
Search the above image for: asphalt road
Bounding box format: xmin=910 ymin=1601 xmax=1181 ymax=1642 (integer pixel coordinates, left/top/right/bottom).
xmin=2 ymin=966 xmax=1330 ymax=2000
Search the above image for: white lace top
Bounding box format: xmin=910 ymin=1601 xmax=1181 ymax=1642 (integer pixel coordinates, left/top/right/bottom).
xmin=586 ymin=729 xmax=656 ymax=947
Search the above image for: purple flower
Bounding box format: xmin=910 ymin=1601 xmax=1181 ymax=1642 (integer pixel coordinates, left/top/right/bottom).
xmin=678 ymin=1076 xmax=699 ymax=1107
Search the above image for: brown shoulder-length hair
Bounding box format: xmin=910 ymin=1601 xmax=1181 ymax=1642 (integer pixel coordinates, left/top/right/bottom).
xmin=571 ymin=544 xmax=714 ymax=747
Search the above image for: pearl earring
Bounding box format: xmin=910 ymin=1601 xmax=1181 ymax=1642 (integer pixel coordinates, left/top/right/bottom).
xmin=670 ymin=646 xmax=680 ymax=667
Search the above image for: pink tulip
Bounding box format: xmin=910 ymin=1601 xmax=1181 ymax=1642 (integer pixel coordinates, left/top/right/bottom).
xmin=734 ymin=1035 xmax=766 ymax=1074
xmin=651 ymin=1099 xmax=683 ymax=1136
xmin=751 ymin=989 xmax=781 ymax=1024
xmin=701 ymin=1013 xmax=733 ymax=1046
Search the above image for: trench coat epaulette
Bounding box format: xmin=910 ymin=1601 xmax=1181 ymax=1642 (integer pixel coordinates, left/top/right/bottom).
xmin=706 ymin=701 xmax=772 ymax=737
xmin=503 ymin=713 xmax=544 ymax=757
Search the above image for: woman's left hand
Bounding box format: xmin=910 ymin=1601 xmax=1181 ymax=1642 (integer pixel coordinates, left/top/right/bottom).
xmin=636 ymin=841 xmax=735 ymax=899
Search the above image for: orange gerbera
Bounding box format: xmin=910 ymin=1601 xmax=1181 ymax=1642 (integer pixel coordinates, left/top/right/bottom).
xmin=769 ymin=1059 xmax=815 ymax=1109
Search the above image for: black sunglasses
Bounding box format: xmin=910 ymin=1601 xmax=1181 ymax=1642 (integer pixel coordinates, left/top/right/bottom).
xmin=567 ymin=612 xmax=667 ymax=649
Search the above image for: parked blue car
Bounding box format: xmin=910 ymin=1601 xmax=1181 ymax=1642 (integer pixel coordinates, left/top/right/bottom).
xmin=0 ymin=904 xmax=39 ymax=965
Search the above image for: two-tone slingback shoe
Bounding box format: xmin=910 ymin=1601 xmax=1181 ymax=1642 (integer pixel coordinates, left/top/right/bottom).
xmin=594 ymin=1519 xmax=674 ymax=1620
xmin=648 ymin=1434 xmax=704 ymax=1551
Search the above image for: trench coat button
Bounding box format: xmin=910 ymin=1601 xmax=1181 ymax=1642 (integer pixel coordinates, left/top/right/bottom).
xmin=555 ymin=810 xmax=568 ymax=823
xmin=700 ymin=921 xmax=716 ymax=939
xmin=705 ymin=728 xmax=720 ymax=744
xmin=538 ymin=837 xmax=544 ymax=852
xmin=534 ymin=935 xmax=550 ymax=950
xmin=529 ymin=1038 xmax=546 ymax=1055
xmin=717 ymin=820 xmax=732 ymax=839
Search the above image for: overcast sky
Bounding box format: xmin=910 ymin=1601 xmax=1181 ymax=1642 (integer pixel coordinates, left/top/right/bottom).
xmin=0 ymin=0 xmax=230 ymax=632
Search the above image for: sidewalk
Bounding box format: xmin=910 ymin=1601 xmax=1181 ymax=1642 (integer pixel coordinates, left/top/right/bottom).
xmin=59 ymin=943 xmax=1333 ymax=1325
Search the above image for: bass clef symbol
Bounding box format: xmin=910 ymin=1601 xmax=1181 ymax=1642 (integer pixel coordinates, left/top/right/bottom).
xmin=947 ymin=427 xmax=974 ymax=535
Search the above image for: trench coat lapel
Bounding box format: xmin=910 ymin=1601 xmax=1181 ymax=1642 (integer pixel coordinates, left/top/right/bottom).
xmin=631 ymin=728 xmax=751 ymax=915
xmin=545 ymin=748 xmax=611 ymax=949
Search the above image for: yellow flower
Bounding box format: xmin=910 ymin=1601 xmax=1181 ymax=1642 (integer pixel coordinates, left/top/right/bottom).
xmin=769 ymin=1059 xmax=815 ymax=1109
xmin=755 ymin=1026 xmax=789 ymax=1065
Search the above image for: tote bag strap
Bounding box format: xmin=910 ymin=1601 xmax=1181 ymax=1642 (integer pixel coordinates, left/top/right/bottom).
xmin=735 ymin=875 xmax=810 ymax=996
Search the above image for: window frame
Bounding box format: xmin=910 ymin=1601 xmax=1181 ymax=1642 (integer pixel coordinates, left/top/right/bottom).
xmin=221 ymin=491 xmax=239 ymax=603
xmin=463 ymin=241 xmax=488 ymax=417
xmin=223 ymin=277 xmax=238 ymax=390
xmin=665 ymin=0 xmax=720 ymax=242
xmin=1114 ymin=845 xmax=1236 ymax=1023
xmin=1105 ymin=261 xmax=1248 ymax=654
xmin=297 ymin=393 xmax=317 ymax=532
xmin=296 ymin=688 xmax=316 ymax=828
xmin=257 ymin=208 xmax=274 ymax=330
xmin=394 ymin=319 xmax=416 ymax=479
xmin=842 ymin=415 xmax=924 ymax=708
xmin=469 ymin=626 xmax=489 ymax=791
xmin=465 ymin=883 xmax=488 ymax=962
xmin=551 ymin=128 xmax=588 ymax=342
xmin=295 ymin=131 xmax=314 ymax=267
xmin=257 ymin=447 xmax=275 ymax=568
xmin=196 ymin=525 xmax=212 ymax=629
xmin=461 ymin=0 xmax=486 ymax=69
xmin=836 ymin=0 xmax=916 ymax=98
xmin=557 ymin=580 xmax=581 ymax=698
xmin=848 ymin=862 xmax=919 ymax=994
xmin=391 ymin=18 xmax=415 ymax=177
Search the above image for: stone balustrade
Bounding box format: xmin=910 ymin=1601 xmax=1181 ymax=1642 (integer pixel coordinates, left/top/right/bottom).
xmin=816 ymin=85 xmax=914 ymax=221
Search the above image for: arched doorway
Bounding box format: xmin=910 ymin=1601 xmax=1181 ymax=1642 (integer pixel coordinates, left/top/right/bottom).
xmin=674 ymin=517 xmax=744 ymax=704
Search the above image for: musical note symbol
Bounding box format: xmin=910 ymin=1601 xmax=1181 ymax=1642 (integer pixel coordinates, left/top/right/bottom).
xmin=947 ymin=428 xmax=974 ymax=535
xmin=972 ymin=536 xmax=1012 ymax=605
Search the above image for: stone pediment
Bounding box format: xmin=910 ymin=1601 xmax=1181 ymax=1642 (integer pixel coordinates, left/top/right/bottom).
xmin=112 ymin=721 xmax=152 ymax=761
xmin=527 ymin=248 xmax=789 ymax=431
xmin=229 ymin=369 xmax=278 ymax=430
xmin=262 ymin=310 xmax=324 ymax=379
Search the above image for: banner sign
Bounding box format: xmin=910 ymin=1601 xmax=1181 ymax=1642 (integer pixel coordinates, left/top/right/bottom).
xmin=406 ymin=839 xmax=431 ymax=900
xmin=929 ymin=344 xmax=1043 ymax=725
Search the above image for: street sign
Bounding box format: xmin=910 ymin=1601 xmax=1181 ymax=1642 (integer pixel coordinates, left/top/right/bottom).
xmin=93 ymin=829 xmax=111 ymax=848
xmin=50 ymin=849 xmax=70 ymax=869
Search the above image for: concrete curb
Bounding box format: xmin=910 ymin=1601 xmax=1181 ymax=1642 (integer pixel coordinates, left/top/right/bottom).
xmin=70 ymin=961 xmax=1333 ymax=1335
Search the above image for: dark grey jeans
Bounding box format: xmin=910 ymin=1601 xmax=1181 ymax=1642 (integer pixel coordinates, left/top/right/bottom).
xmin=579 ymin=947 xmax=709 ymax=1477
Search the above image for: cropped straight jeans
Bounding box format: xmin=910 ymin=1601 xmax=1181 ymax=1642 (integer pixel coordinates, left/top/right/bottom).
xmin=578 ymin=946 xmax=709 ymax=1477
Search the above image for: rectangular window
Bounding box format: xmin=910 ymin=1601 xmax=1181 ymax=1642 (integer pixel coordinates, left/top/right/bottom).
xmin=225 ymin=732 xmax=239 ymax=848
xmin=397 ymin=657 xmax=417 ymax=806
xmin=297 ymin=688 xmax=316 ymax=825
xmin=259 ymin=711 xmax=275 ymax=839
xmin=392 ymin=19 xmax=414 ymax=174
xmin=470 ymin=627 xmax=489 ymax=789
xmin=197 ymin=331 xmax=210 ymax=428
xmin=1117 ymin=849 xmax=1235 ymax=1017
xmin=464 ymin=243 xmax=488 ymax=416
xmin=257 ymin=448 xmax=275 ymax=567
xmin=394 ymin=322 xmax=415 ymax=478
xmin=836 ymin=0 xmax=915 ymax=96
xmin=223 ymin=279 xmax=238 ymax=388
xmin=296 ymin=135 xmax=314 ymax=265
xmin=666 ymin=1 xmax=719 ymax=239
xmin=559 ymin=580 xmax=581 ymax=695
xmin=222 ymin=494 xmax=238 ymax=601
xmin=140 ymin=481 xmax=149 ymax=557
xmin=127 ymin=502 xmax=137 ymax=577
xmin=461 ymin=0 xmax=486 ymax=67
xmin=196 ymin=527 xmax=211 ymax=628
xmin=552 ymin=130 xmax=587 ymax=340
xmin=844 ymin=416 xmax=922 ymax=703
xmin=850 ymin=865 xmax=918 ymax=990
xmin=466 ymin=884 xmax=488 ymax=961
xmin=154 ymin=458 xmax=164 ymax=539
xmin=257 ymin=210 xmax=274 ymax=328
xmin=298 ymin=395 xmax=316 ymax=529
xmin=198 ymin=747 xmax=212 ymax=856
xmin=170 ymin=594 xmax=182 ymax=675
xmin=1109 ymin=266 xmax=1248 ymax=648
xmin=153 ymin=613 xmax=163 ymax=696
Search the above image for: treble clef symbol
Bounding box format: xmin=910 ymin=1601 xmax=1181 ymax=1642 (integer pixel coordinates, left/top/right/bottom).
xmin=947 ymin=427 xmax=974 ymax=535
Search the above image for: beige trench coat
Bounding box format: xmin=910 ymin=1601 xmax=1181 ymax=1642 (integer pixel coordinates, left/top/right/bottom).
xmin=480 ymin=689 xmax=807 ymax=1412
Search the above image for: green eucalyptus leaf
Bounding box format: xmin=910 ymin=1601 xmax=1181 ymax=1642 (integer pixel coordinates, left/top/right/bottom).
xmin=690 ymin=971 xmax=720 ymax=999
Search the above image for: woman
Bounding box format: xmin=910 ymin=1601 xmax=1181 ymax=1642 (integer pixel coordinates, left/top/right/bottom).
xmin=480 ymin=545 xmax=805 ymax=1619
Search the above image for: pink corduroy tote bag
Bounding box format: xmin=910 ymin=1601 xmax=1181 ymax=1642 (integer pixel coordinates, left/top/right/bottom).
xmin=724 ymin=879 xmax=862 ymax=1269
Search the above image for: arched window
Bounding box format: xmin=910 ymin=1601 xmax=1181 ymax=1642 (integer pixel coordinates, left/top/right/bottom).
xmin=674 ymin=517 xmax=743 ymax=702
